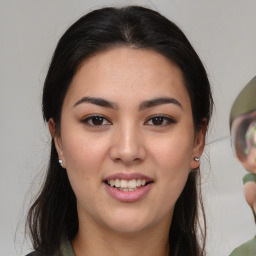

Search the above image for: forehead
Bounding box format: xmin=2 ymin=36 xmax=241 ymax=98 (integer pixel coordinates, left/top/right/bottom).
xmin=65 ymin=47 xmax=191 ymax=109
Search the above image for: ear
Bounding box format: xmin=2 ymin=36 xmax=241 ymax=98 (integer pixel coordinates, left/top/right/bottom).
xmin=190 ymin=119 xmax=207 ymax=170
xmin=48 ymin=118 xmax=66 ymax=168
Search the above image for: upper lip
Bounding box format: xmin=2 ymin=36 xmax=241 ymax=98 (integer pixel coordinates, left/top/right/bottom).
xmin=104 ymin=172 xmax=153 ymax=181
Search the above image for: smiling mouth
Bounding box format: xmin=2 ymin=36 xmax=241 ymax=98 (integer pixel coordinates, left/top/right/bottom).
xmin=104 ymin=179 xmax=153 ymax=192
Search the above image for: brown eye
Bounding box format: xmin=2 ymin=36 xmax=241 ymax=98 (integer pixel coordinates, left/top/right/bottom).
xmin=145 ymin=115 xmax=176 ymax=126
xmin=82 ymin=115 xmax=111 ymax=126
xmin=91 ymin=116 xmax=104 ymax=125
xmin=151 ymin=117 xmax=164 ymax=125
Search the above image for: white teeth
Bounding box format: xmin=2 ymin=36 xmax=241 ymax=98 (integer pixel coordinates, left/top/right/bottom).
xmin=120 ymin=179 xmax=128 ymax=188
xmin=128 ymin=179 xmax=136 ymax=188
xmin=136 ymin=179 xmax=142 ymax=186
xmin=120 ymin=187 xmax=139 ymax=192
xmin=115 ymin=179 xmax=120 ymax=188
xmin=107 ymin=178 xmax=149 ymax=189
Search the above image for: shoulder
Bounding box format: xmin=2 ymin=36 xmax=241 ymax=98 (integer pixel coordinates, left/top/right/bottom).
xmin=25 ymin=253 xmax=35 ymax=256
xmin=24 ymin=236 xmax=74 ymax=256
xmin=229 ymin=237 xmax=256 ymax=255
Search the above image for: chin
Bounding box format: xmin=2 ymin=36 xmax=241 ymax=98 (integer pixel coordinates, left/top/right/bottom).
xmin=107 ymin=221 xmax=150 ymax=234
xmin=103 ymin=210 xmax=154 ymax=234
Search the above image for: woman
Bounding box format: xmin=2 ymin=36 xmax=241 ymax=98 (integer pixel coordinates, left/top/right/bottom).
xmin=26 ymin=6 xmax=213 ymax=256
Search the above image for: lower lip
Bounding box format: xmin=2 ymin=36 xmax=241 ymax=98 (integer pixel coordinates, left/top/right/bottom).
xmin=104 ymin=183 xmax=153 ymax=202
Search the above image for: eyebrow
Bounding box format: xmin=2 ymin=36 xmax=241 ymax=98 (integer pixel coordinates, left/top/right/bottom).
xmin=73 ymin=97 xmax=118 ymax=109
xmin=139 ymin=97 xmax=183 ymax=111
xmin=73 ymin=96 xmax=183 ymax=110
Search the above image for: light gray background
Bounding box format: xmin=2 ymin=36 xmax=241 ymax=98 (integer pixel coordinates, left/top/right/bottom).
xmin=1 ymin=1 xmax=255 ymax=255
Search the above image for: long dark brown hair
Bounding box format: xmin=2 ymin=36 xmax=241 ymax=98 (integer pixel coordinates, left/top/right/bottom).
xmin=26 ymin=5 xmax=213 ymax=256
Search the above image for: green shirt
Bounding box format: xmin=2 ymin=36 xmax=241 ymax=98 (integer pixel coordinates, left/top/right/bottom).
xmin=243 ymin=173 xmax=256 ymax=184
xmin=26 ymin=237 xmax=75 ymax=256
xmin=57 ymin=238 xmax=75 ymax=256
xmin=229 ymin=237 xmax=256 ymax=256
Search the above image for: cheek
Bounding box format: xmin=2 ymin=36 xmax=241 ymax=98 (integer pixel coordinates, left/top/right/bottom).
xmin=149 ymin=132 xmax=193 ymax=200
xmin=61 ymin=133 xmax=110 ymax=207
xmin=150 ymin=133 xmax=194 ymax=175
xmin=61 ymin=131 xmax=109 ymax=179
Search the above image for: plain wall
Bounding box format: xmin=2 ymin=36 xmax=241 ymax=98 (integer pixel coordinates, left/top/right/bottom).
xmin=0 ymin=0 xmax=255 ymax=255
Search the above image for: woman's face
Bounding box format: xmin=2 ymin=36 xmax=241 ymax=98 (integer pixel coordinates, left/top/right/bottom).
xmin=52 ymin=47 xmax=205 ymax=234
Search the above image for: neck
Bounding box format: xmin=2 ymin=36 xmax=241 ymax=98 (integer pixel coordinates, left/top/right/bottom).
xmin=72 ymin=215 xmax=171 ymax=256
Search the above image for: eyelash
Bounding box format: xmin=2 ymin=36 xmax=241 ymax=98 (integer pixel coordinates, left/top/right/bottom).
xmin=81 ymin=115 xmax=176 ymax=127
xmin=145 ymin=115 xmax=176 ymax=126
xmin=81 ymin=115 xmax=112 ymax=127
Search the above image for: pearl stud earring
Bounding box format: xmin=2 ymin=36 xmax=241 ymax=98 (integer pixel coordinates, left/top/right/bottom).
xmin=193 ymin=157 xmax=200 ymax=162
xmin=59 ymin=159 xmax=63 ymax=167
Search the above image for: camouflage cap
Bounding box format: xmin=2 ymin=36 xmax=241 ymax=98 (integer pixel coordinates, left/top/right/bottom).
xmin=230 ymin=76 xmax=256 ymax=129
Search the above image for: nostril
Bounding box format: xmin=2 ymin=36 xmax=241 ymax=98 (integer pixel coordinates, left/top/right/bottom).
xmin=109 ymin=138 xmax=146 ymax=163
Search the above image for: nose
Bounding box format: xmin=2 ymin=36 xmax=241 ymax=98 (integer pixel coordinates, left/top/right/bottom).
xmin=109 ymin=123 xmax=146 ymax=164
